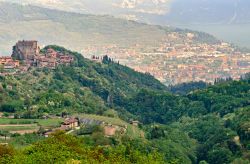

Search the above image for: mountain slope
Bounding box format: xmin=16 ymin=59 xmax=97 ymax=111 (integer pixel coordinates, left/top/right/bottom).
xmin=0 ymin=0 xmax=171 ymax=16
xmin=0 ymin=45 xmax=250 ymax=163
xmin=0 ymin=45 xmax=167 ymax=119
xmin=120 ymin=74 xmax=250 ymax=163
xmin=4 ymin=0 xmax=250 ymax=25
xmin=0 ymin=2 xmax=221 ymax=56
xmin=0 ymin=2 xmax=173 ymax=55
xmin=2 ymin=0 xmax=249 ymax=49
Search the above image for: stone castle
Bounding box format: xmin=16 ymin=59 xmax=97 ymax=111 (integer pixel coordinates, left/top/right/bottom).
xmin=0 ymin=40 xmax=74 ymax=76
xmin=12 ymin=40 xmax=74 ymax=68
xmin=12 ymin=40 xmax=40 ymax=60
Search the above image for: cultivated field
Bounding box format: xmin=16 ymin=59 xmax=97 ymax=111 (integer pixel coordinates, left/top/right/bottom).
xmin=0 ymin=118 xmax=63 ymax=134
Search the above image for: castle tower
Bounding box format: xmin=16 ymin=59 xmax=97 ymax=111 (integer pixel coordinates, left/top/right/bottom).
xmin=12 ymin=40 xmax=40 ymax=60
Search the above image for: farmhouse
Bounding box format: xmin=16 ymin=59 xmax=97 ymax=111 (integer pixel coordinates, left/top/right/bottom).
xmin=44 ymin=118 xmax=79 ymax=137
xmin=61 ymin=117 xmax=79 ymax=129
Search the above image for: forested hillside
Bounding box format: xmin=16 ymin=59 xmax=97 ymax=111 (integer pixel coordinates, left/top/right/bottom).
xmin=0 ymin=131 xmax=165 ymax=163
xmin=0 ymin=46 xmax=249 ymax=163
xmin=0 ymin=45 xmax=166 ymax=119
xmin=121 ymin=76 xmax=250 ymax=163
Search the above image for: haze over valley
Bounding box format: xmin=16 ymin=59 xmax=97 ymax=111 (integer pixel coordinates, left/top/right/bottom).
xmin=0 ymin=1 xmax=250 ymax=164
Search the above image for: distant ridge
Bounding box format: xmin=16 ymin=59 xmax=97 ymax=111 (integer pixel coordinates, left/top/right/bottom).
xmin=0 ymin=2 xmax=219 ymax=55
xmin=0 ymin=2 xmax=174 ymax=55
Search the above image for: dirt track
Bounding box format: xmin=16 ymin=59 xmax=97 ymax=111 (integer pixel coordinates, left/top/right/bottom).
xmin=0 ymin=124 xmax=37 ymax=127
xmin=10 ymin=129 xmax=38 ymax=135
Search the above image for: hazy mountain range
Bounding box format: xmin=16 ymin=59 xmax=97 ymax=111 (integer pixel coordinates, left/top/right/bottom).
xmin=0 ymin=0 xmax=171 ymax=18
xmin=1 ymin=0 xmax=249 ymax=25
xmin=0 ymin=2 xmax=174 ymax=55
xmin=1 ymin=0 xmax=249 ymax=48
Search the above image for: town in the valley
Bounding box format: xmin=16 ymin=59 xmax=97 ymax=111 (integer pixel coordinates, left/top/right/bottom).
xmin=83 ymin=32 xmax=250 ymax=85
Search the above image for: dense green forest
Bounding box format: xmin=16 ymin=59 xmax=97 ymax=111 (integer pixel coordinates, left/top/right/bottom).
xmin=169 ymin=81 xmax=208 ymax=95
xmin=0 ymin=45 xmax=166 ymax=119
xmin=0 ymin=131 xmax=165 ymax=164
xmin=0 ymin=46 xmax=249 ymax=163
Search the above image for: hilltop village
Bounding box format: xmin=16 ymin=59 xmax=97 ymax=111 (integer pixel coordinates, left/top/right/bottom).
xmin=83 ymin=32 xmax=250 ymax=85
xmin=0 ymin=40 xmax=74 ymax=76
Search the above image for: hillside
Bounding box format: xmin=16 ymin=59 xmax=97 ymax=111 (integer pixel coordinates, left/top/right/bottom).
xmin=0 ymin=45 xmax=166 ymax=119
xmin=122 ymin=75 xmax=250 ymax=163
xmin=0 ymin=131 xmax=165 ymax=163
xmin=0 ymin=46 xmax=249 ymax=163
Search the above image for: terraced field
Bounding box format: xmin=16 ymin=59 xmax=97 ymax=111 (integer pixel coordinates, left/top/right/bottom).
xmin=0 ymin=118 xmax=63 ymax=134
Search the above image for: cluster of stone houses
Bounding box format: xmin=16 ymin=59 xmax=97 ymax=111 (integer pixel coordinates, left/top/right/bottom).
xmin=0 ymin=40 xmax=74 ymax=75
xmin=0 ymin=57 xmax=19 ymax=70
xmin=34 ymin=48 xmax=74 ymax=69
xmin=12 ymin=40 xmax=74 ymax=69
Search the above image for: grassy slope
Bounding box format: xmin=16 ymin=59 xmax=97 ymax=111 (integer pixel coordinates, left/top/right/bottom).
xmin=0 ymin=45 xmax=166 ymax=137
